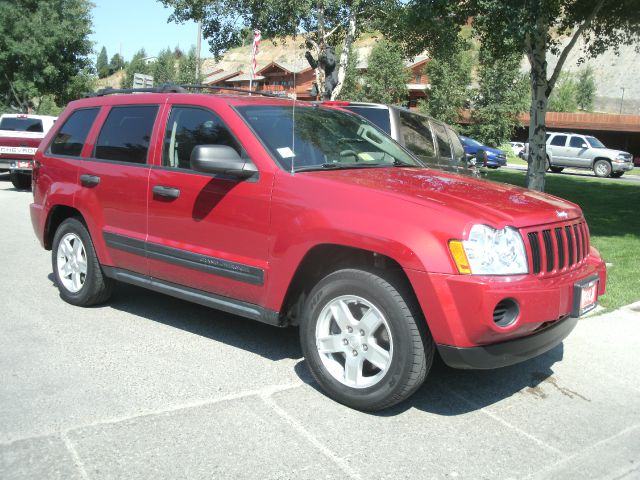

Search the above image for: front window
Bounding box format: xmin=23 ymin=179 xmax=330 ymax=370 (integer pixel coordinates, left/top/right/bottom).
xmin=236 ymin=105 xmax=422 ymax=171
xmin=461 ymin=136 xmax=483 ymax=148
xmin=586 ymin=136 xmax=606 ymax=148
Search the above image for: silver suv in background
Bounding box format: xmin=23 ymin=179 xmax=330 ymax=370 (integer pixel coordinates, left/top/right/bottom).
xmin=546 ymin=132 xmax=634 ymax=178
xmin=323 ymin=101 xmax=478 ymax=177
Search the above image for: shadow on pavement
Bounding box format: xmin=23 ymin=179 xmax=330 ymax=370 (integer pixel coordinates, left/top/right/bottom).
xmin=293 ymin=343 xmax=563 ymax=416
xmin=46 ymin=272 xmax=562 ymax=414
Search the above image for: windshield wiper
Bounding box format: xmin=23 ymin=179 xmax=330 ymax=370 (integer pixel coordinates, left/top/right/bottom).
xmin=294 ymin=163 xmax=354 ymax=172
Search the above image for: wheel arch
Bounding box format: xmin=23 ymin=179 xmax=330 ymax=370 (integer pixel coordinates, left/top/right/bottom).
xmin=278 ymin=243 xmax=419 ymax=327
xmin=44 ymin=205 xmax=86 ymax=250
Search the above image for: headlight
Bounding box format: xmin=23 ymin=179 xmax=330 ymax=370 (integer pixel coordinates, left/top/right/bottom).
xmin=449 ymin=224 xmax=528 ymax=275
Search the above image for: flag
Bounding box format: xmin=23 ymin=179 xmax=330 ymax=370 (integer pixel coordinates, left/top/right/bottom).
xmin=251 ymin=30 xmax=261 ymax=81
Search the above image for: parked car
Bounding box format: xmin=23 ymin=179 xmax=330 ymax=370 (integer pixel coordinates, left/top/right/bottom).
xmin=509 ymin=141 xmax=525 ymax=157
xmin=459 ymin=136 xmax=507 ymax=168
xmin=546 ymin=132 xmax=634 ymax=178
xmin=0 ymin=113 xmax=57 ymax=189
xmin=322 ymin=101 xmax=478 ymax=177
xmin=30 ymin=87 xmax=606 ymax=411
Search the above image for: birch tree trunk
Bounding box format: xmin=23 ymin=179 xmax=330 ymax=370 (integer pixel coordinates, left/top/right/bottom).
xmin=525 ymin=20 xmax=549 ymax=192
xmin=331 ymin=7 xmax=357 ymax=100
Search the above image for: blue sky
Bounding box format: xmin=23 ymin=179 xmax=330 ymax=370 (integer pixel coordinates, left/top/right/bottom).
xmin=89 ymin=0 xmax=205 ymax=62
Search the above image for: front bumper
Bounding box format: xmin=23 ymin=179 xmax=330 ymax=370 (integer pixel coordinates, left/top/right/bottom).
xmin=405 ymin=250 xmax=606 ymax=367
xmin=437 ymin=315 xmax=577 ymax=369
xmin=611 ymin=161 xmax=633 ymax=173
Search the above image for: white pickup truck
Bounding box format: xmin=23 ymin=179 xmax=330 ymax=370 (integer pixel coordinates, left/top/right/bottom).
xmin=0 ymin=114 xmax=57 ymax=189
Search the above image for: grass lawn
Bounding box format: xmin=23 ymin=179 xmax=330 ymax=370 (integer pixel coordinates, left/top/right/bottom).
xmin=486 ymin=169 xmax=640 ymax=311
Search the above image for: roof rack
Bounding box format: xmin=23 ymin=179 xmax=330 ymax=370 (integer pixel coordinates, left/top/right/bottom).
xmin=181 ymin=84 xmax=289 ymax=98
xmin=86 ymin=83 xmax=291 ymax=99
xmin=86 ymin=84 xmax=187 ymax=97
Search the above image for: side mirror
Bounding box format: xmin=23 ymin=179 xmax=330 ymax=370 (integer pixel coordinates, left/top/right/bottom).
xmin=581 ymin=143 xmax=589 ymax=149
xmin=190 ymin=145 xmax=257 ymax=179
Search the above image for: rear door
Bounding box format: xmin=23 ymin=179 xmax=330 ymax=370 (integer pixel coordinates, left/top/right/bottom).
xmin=146 ymin=103 xmax=272 ymax=305
xmin=548 ymin=134 xmax=569 ymax=165
xmin=76 ymin=103 xmax=160 ymax=274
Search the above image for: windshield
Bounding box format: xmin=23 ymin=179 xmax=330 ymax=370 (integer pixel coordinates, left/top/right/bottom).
xmin=0 ymin=117 xmax=43 ymax=132
xmin=586 ymin=136 xmax=606 ymax=148
xmin=236 ymin=105 xmax=423 ymax=171
xmin=461 ymin=136 xmax=483 ymax=147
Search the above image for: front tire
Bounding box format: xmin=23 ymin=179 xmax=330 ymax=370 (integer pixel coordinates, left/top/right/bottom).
xmin=550 ymin=166 xmax=564 ymax=173
xmin=594 ymin=159 xmax=612 ymax=178
xmin=52 ymin=217 xmax=113 ymax=306
xmin=610 ymin=171 xmax=624 ymax=178
xmin=300 ymin=269 xmax=434 ymax=411
xmin=10 ymin=171 xmax=31 ymax=190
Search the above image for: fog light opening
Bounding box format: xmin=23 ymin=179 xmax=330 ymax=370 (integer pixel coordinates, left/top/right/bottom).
xmin=493 ymin=298 xmax=519 ymax=328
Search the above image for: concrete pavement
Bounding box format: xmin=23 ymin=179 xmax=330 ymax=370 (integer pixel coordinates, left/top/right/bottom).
xmin=1 ymin=176 xmax=639 ymax=479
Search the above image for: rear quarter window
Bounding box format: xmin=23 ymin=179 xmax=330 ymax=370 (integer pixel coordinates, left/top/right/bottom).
xmin=49 ymin=108 xmax=100 ymax=157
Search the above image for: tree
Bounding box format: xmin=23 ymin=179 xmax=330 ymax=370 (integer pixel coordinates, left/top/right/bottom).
xmin=152 ymin=48 xmax=177 ymax=85
xmin=548 ymin=74 xmax=579 ymax=112
xmin=97 ymin=47 xmax=110 ymax=78
xmin=390 ymin=0 xmax=640 ymax=191
xmin=467 ymin=49 xmax=529 ymax=147
xmin=158 ymin=0 xmax=396 ymax=100
xmin=419 ymin=50 xmax=472 ymax=125
xmin=359 ymin=40 xmax=408 ymax=104
xmin=122 ymin=49 xmax=150 ymax=88
xmin=576 ymin=66 xmax=596 ymax=111
xmin=176 ymin=46 xmax=200 ymax=84
xmin=109 ymin=53 xmax=126 ymax=74
xmin=0 ymin=0 xmax=94 ymax=112
xmin=336 ymin=46 xmax=362 ymax=101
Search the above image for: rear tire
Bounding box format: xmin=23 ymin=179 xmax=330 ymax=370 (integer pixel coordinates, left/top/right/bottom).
xmin=593 ymin=159 xmax=612 ymax=178
xmin=10 ymin=171 xmax=31 ymax=190
xmin=550 ymin=166 xmax=564 ymax=173
xmin=300 ymin=268 xmax=434 ymax=411
xmin=52 ymin=217 xmax=113 ymax=306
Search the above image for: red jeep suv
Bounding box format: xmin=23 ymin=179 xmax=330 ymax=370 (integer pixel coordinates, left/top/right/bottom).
xmin=30 ymin=87 xmax=606 ymax=410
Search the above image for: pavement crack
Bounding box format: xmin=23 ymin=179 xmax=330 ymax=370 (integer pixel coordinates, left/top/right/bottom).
xmin=61 ymin=432 xmax=90 ymax=480
xmin=260 ymin=394 xmax=362 ymax=480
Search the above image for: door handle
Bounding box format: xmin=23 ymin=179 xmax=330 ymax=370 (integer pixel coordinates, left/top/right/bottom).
xmin=80 ymin=174 xmax=100 ymax=187
xmin=152 ymin=185 xmax=180 ymax=199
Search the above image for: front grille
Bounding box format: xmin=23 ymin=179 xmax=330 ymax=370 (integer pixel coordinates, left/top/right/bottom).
xmin=524 ymin=220 xmax=589 ymax=275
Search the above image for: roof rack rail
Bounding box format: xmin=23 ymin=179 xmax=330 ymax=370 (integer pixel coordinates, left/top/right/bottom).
xmin=86 ymin=84 xmax=187 ymax=97
xmin=180 ymin=84 xmax=290 ymax=99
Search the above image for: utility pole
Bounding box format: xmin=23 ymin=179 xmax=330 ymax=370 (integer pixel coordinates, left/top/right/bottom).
xmin=619 ymin=87 xmax=625 ymax=114
xmin=195 ymin=20 xmax=202 ymax=81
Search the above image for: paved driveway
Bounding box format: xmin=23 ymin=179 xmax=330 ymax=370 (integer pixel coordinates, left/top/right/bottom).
xmin=1 ymin=176 xmax=639 ymax=479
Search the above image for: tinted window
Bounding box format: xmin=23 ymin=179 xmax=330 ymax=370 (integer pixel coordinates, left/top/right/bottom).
xmin=0 ymin=117 xmax=43 ymax=132
xmin=163 ymin=106 xmax=244 ymax=169
xmin=343 ymin=106 xmax=391 ymax=134
xmin=586 ymin=136 xmax=605 ymax=148
xmin=446 ymin=126 xmax=465 ymax=164
xmin=398 ymin=111 xmax=435 ymax=159
xmin=95 ymin=105 xmax=158 ymax=164
xmin=550 ymin=135 xmax=567 ymax=147
xmin=431 ymin=122 xmax=451 ymax=158
xmin=50 ymin=108 xmax=99 ymax=157
xmin=570 ymin=136 xmax=586 ymax=148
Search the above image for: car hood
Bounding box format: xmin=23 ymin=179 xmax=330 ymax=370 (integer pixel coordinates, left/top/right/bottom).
xmin=307 ymin=168 xmax=582 ymax=228
xmin=592 ymin=148 xmax=632 ymax=157
xmin=484 ymin=146 xmax=505 ymax=155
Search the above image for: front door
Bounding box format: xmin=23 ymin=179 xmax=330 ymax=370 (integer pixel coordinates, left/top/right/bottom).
xmin=146 ymin=104 xmax=272 ymax=305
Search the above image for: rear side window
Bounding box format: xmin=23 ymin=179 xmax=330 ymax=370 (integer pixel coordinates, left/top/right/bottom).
xmin=95 ymin=105 xmax=158 ymax=164
xmin=398 ymin=111 xmax=435 ymax=159
xmin=0 ymin=117 xmax=43 ymax=132
xmin=431 ymin=122 xmax=452 ymax=158
xmin=344 ymin=106 xmax=391 ymax=134
xmin=550 ymin=135 xmax=567 ymax=147
xmin=163 ymin=106 xmax=243 ymax=169
xmin=50 ymin=108 xmax=99 ymax=157
xmin=446 ymin=126 xmax=465 ymax=163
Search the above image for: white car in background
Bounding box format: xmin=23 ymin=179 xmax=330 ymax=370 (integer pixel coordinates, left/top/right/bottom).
xmin=509 ymin=141 xmax=526 ymax=157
